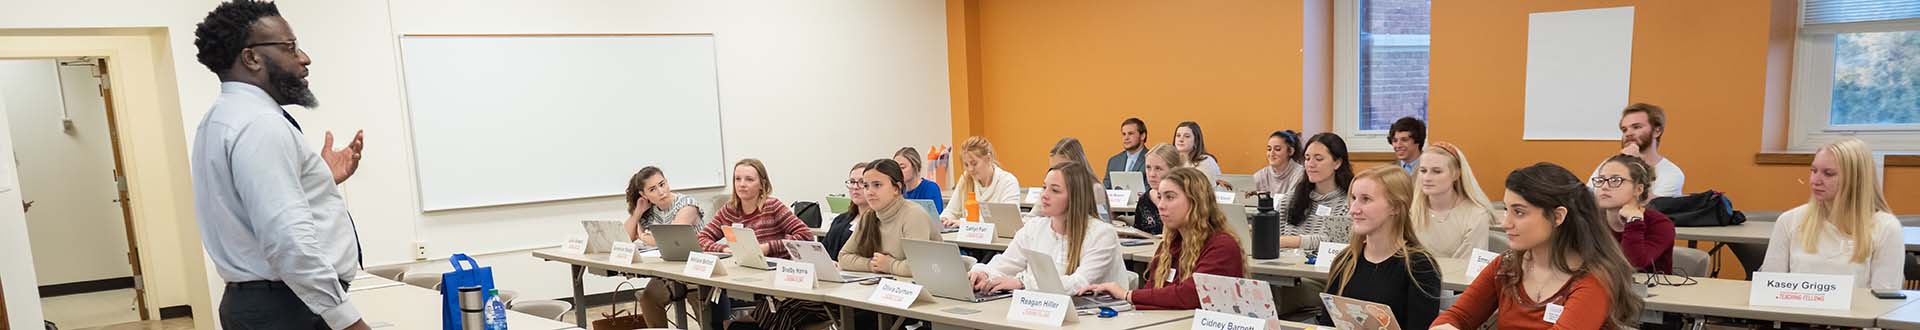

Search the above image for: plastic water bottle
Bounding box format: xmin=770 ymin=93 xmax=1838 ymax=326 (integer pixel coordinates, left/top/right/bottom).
xmin=484 ymin=289 xmax=508 ymax=330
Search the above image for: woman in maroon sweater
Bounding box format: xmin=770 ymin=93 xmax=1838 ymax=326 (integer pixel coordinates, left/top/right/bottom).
xmin=1590 ymin=155 xmax=1675 ymax=274
xmin=1080 ymin=167 xmax=1245 ymax=309
xmin=696 ymin=159 xmax=816 ymax=259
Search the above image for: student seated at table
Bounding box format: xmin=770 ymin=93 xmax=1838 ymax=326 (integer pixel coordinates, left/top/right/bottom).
xmin=1409 ymin=142 xmax=1495 ymax=259
xmin=1592 ymin=154 xmax=1675 ymax=274
xmin=1250 ymin=130 xmax=1305 ymax=198
xmin=1174 ymin=121 xmax=1232 ymax=190
xmin=895 ymin=147 xmax=944 ymax=211
xmin=1432 ymin=163 xmax=1642 ymax=330
xmin=1760 ymin=138 xmax=1902 ymax=290
xmin=1050 ymin=137 xmax=1113 ymax=221
xmin=1129 ymin=143 xmax=1186 ymax=235
xmin=1278 ymin=133 xmax=1355 ymax=250
xmin=624 ymin=166 xmax=707 ymax=245
xmin=840 ymin=158 xmax=943 ymax=276
xmin=1078 ymin=167 xmax=1246 ymax=310
xmin=822 ymin=162 xmax=870 ymax=258
xmin=940 ymin=136 xmax=1022 ymax=227
xmin=967 ymin=161 xmax=1120 ymax=293
xmin=1322 ymin=166 xmax=1442 ymax=328
xmin=696 ymin=158 xmax=816 ymax=259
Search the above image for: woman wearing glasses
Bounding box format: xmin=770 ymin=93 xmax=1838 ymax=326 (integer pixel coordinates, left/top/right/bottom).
xmin=822 ymin=162 xmax=871 ymax=258
xmin=1592 ymin=154 xmax=1675 ymax=274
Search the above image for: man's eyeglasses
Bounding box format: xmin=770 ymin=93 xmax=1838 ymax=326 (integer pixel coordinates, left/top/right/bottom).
xmin=1590 ymin=176 xmax=1630 ymax=189
xmin=246 ymin=40 xmax=304 ymax=55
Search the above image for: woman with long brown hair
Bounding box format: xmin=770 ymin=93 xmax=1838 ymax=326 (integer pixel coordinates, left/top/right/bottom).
xmin=1324 ymin=166 xmax=1442 ymax=328
xmin=1078 ymin=167 xmax=1245 ymax=310
xmin=966 ymin=161 xmax=1120 ymax=293
xmin=840 ymin=158 xmax=942 ymax=275
xmin=1432 ymin=163 xmax=1642 ymax=330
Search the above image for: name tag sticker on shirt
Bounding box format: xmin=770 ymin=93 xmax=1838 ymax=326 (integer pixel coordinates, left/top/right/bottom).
xmin=773 ymin=260 xmax=816 ymax=291
xmin=1315 ymin=242 xmax=1349 ymax=271
xmin=1106 ymin=189 xmax=1133 ymax=208
xmin=1315 ymin=205 xmax=1334 ymax=217
xmin=1466 ymin=249 xmax=1499 ymax=281
xmin=685 ymin=252 xmax=725 ymax=278
xmin=1191 ymin=309 xmax=1265 ymax=330
xmin=609 ymin=241 xmax=638 ymax=265
xmin=955 ymin=222 xmax=995 ymax=244
xmin=562 ymin=235 xmax=588 ymax=255
xmin=1543 ymin=303 xmax=1564 ymax=323
xmin=870 ymin=279 xmax=923 ymax=309
xmin=1024 ymin=188 xmax=1044 ymax=205
xmin=1006 ymin=290 xmax=1071 ymax=326
xmin=1749 ymin=272 xmax=1855 ymax=310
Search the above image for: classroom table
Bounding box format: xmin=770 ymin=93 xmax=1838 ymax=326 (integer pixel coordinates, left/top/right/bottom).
xmin=1671 ymin=220 xmax=1920 ymax=252
xmin=531 ymin=249 xmax=1193 ymax=329
xmin=1877 ymin=296 xmax=1920 ymax=330
xmin=348 ymin=273 xmax=406 ymax=292
xmin=351 ymin=281 xmax=581 ymax=330
xmin=1639 ymin=276 xmax=1920 ymax=328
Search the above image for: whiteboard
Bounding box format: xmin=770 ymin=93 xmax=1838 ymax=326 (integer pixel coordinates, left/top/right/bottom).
xmin=1523 ymin=7 xmax=1635 ymax=140
xmin=399 ymin=35 xmax=726 ymax=211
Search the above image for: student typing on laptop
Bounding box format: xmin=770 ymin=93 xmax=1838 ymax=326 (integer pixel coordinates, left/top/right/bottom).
xmin=696 ymin=159 xmax=815 ymax=258
xmin=1080 ymin=168 xmax=1245 ymax=310
xmin=939 ymin=136 xmax=1022 ymax=228
xmin=840 ymin=158 xmax=943 ymax=276
xmin=966 ymin=162 xmax=1120 ymax=294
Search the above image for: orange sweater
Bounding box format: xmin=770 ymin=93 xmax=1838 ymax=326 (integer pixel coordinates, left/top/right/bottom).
xmin=1432 ymin=258 xmax=1615 ymax=330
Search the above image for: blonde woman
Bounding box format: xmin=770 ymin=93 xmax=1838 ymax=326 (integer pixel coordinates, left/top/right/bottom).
xmin=1760 ymin=138 xmax=1902 ymax=290
xmin=1325 ymin=166 xmax=1442 ymax=328
xmin=1409 ymin=142 xmax=1495 ymax=259
xmin=967 ymin=162 xmax=1119 ymax=294
xmin=1079 ymin=167 xmax=1246 ymax=310
xmin=940 ymin=136 xmax=1022 ymax=227
xmin=1050 ymin=137 xmax=1113 ymax=221
xmin=1129 ymin=144 xmax=1188 ymax=235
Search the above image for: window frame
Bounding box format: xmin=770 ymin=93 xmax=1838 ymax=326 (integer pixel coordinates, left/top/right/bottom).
xmin=1332 ymin=0 xmax=1431 ymax=153
xmin=1788 ymin=14 xmax=1920 ymax=151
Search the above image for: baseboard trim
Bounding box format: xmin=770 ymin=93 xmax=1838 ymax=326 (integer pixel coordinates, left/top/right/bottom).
xmin=37 ymin=277 xmax=133 ymax=298
xmin=158 ymin=305 xmax=191 ymax=319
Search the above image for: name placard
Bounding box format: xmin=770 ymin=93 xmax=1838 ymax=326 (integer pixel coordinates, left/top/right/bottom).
xmin=1749 ymin=272 xmax=1855 ymax=310
xmin=1466 ymin=249 xmax=1499 ymax=281
xmin=1315 ymin=242 xmax=1349 ymax=271
xmin=1216 ymin=193 xmax=1236 ymax=205
xmin=1005 ymin=290 xmax=1071 ymax=326
xmin=773 ymin=260 xmax=816 ymax=290
xmin=1106 ymin=189 xmax=1133 ymax=208
xmin=562 ymin=235 xmax=588 ymax=254
xmin=609 ymin=241 xmax=638 ymax=265
xmin=684 ymin=252 xmax=724 ymax=278
xmin=1190 ymin=309 xmax=1264 ymax=330
xmin=1024 ymin=188 xmax=1043 ymax=204
xmin=954 ymin=222 xmax=995 ymax=244
xmin=869 ymin=279 xmax=923 ymax=309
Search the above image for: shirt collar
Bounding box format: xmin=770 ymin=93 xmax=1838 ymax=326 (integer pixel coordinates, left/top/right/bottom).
xmin=220 ymin=81 xmax=278 ymax=108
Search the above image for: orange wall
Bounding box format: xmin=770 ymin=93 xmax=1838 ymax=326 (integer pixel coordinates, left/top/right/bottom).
xmin=955 ymin=0 xmax=1917 ymax=213
xmin=972 ymin=0 xmax=1306 ymax=182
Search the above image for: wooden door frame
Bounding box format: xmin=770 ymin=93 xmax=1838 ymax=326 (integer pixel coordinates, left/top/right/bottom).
xmin=85 ymin=57 xmax=152 ymax=321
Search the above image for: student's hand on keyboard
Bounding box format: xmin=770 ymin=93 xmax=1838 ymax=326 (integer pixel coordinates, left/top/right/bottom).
xmin=941 ymin=217 xmax=961 ymax=228
xmin=1078 ymin=283 xmax=1129 ymax=301
xmin=987 ymin=277 xmax=1024 ymax=292
xmin=968 ymin=271 xmax=993 ymax=291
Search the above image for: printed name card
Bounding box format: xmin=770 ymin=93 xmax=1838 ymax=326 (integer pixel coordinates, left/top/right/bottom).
xmin=773 ymin=260 xmax=816 ymax=290
xmin=1749 ymin=272 xmax=1855 ymax=310
xmin=1191 ymin=309 xmax=1265 ymax=330
xmin=608 ymin=241 xmax=638 ymax=265
xmin=1006 ymin=290 xmax=1071 ymax=326
xmin=1315 ymin=242 xmax=1348 ymax=270
xmin=684 ymin=252 xmax=724 ymax=278
xmin=869 ymin=279 xmax=923 ymax=309
xmin=561 ymin=235 xmax=588 ymax=254
xmin=954 ymin=222 xmax=996 ymax=244
xmin=1466 ymin=249 xmax=1499 ymax=280
xmin=1025 ymin=188 xmax=1044 ymax=204
xmin=1216 ymin=192 xmax=1236 ymax=205
xmin=1106 ymin=189 xmax=1133 ymax=207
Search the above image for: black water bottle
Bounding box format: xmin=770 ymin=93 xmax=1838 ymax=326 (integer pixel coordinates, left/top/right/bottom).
xmin=1251 ymin=193 xmax=1281 ymax=260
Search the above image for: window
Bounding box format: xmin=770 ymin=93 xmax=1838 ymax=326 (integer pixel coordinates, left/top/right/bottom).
xmin=1790 ymin=0 xmax=1920 ymax=151
xmin=1335 ymin=0 xmax=1431 ymax=151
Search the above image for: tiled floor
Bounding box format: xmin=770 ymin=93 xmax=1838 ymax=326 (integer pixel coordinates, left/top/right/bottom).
xmin=41 ymin=289 xmax=142 ymax=329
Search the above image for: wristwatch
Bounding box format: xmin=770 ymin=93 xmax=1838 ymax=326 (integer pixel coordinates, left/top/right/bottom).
xmin=1626 ymin=215 xmax=1645 ymax=223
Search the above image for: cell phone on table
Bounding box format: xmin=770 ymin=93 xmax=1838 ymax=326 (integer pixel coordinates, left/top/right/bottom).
xmin=1874 ymin=289 xmax=1907 ymax=299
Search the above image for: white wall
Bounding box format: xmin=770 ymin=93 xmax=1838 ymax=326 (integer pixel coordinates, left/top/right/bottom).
xmin=0 ymin=59 xmax=135 ymax=286
xmin=0 ymin=78 xmax=50 ymax=330
xmin=0 ymin=0 xmax=951 ymax=313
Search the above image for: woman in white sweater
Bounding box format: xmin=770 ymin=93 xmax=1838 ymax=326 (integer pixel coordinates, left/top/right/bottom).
xmin=967 ymin=161 xmax=1119 ymax=293
xmin=941 ymin=136 xmax=1023 ymax=227
xmin=1760 ymin=138 xmax=1903 ymax=290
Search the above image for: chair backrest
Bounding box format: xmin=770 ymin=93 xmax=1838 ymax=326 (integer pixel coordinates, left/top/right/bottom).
xmin=1670 ymin=247 xmax=1711 ymax=277
xmin=364 ymin=265 xmax=408 ymax=281
xmin=508 ymin=300 xmax=573 ymax=321
xmin=400 ymin=272 xmax=441 ymax=290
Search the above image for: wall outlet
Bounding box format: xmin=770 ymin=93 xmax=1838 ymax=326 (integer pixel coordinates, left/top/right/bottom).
xmin=413 ymin=240 xmax=429 ymax=260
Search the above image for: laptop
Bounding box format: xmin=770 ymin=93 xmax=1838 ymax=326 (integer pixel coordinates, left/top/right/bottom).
xmin=909 ymin=199 xmax=954 ymax=233
xmin=581 ymin=220 xmax=631 ymax=254
xmin=1194 ymin=273 xmax=1278 ymax=320
xmin=1018 ymin=248 xmax=1132 ymax=311
xmin=901 ymin=239 xmax=1012 ymax=303
xmin=727 ymin=226 xmax=778 ymax=270
xmin=652 ymin=224 xmax=720 ymax=262
xmin=1109 ymin=171 xmax=1147 ymax=193
xmin=824 ymin=195 xmax=853 ymax=214
xmin=1220 ymin=203 xmax=1254 ymax=253
xmin=783 ymin=240 xmax=882 ymax=283
xmin=981 ymin=202 xmax=1025 ymax=238
xmin=1320 ymin=293 xmax=1401 ymax=330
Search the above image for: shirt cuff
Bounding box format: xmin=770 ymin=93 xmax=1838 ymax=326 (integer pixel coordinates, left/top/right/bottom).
xmin=320 ymin=300 xmax=362 ymax=330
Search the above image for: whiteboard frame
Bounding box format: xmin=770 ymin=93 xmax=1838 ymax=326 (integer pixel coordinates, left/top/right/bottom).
xmin=393 ymin=33 xmax=730 ymax=212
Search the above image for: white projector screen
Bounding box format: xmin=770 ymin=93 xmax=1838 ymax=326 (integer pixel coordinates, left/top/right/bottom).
xmin=1523 ymin=6 xmax=1635 ymax=140
xmin=399 ymin=34 xmax=726 ymax=212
